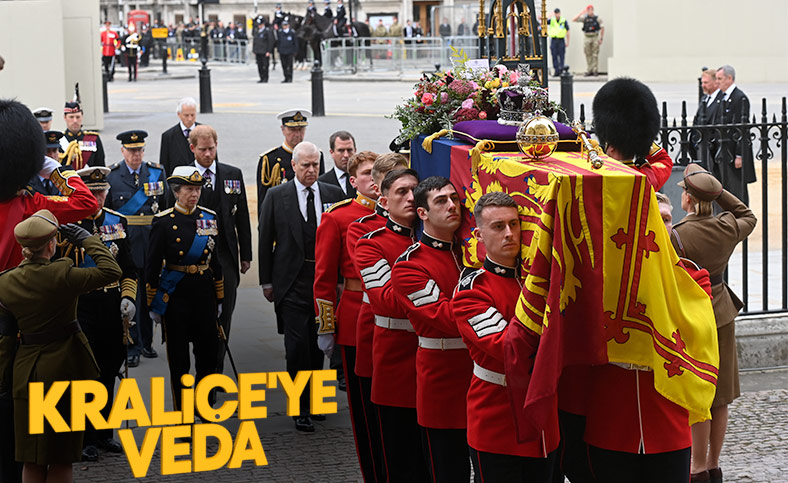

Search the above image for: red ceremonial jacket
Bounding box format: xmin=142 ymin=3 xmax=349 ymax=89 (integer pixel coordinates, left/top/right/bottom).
xmin=354 ymin=217 xmax=417 ymax=407
xmin=313 ymin=193 xmax=376 ymax=346
xmin=391 ymin=232 xmax=472 ymax=429
xmin=101 ymin=29 xmax=119 ymax=57
xmin=346 ymin=204 xmax=388 ymax=377
xmin=1 ymin=171 xmax=99 ymax=270
xmin=454 ymin=258 xmax=559 ymax=457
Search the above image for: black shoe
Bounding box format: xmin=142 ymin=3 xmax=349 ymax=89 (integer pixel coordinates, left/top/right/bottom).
xmin=294 ymin=416 xmax=315 ymax=432
xmin=337 ymin=376 xmax=347 ymax=392
xmin=709 ymin=467 xmax=722 ymax=483
xmin=82 ymin=445 xmax=99 ymax=462
xmin=98 ymin=438 xmax=123 ymax=453
xmin=141 ymin=346 xmax=158 ymax=358
xmin=311 ymin=414 xmax=326 ymax=421
xmin=281 ymin=79 xmax=288 ymax=83
xmin=257 ymin=79 xmax=265 ymax=83
xmin=584 ymin=72 xmax=593 ymax=77
xmin=127 ymin=354 xmax=139 ymax=367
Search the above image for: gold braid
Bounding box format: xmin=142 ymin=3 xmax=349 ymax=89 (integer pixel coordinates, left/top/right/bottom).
xmin=259 ymin=154 xmax=282 ymax=187
xmin=60 ymin=140 xmax=84 ymax=170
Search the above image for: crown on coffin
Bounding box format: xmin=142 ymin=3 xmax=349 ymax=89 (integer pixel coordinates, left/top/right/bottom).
xmin=497 ymin=64 xmax=553 ymax=126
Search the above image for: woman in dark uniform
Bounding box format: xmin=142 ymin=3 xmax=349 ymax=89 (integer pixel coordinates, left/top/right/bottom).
xmin=0 ymin=209 xmax=121 ymax=482
xmin=146 ymin=166 xmax=223 ymax=412
xmin=671 ymin=164 xmax=757 ymax=483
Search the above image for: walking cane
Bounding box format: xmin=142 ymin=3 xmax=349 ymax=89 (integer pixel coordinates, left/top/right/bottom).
xmin=216 ymin=319 xmax=239 ymax=381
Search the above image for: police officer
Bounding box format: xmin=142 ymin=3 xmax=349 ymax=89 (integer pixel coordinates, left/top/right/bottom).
xmin=106 ymin=130 xmax=167 ymax=367
xmin=277 ymin=19 xmax=298 ymax=83
xmin=335 ymin=0 xmax=347 ymax=29
xmin=61 ymin=100 xmax=106 ymax=169
xmin=146 ymin=166 xmax=223 ymax=411
xmin=252 ymin=15 xmax=276 ymax=83
xmin=547 ymin=8 xmax=570 ymax=76
xmin=29 ymin=131 xmax=64 ymax=196
xmin=256 ymin=109 xmax=325 ymax=209
xmin=60 ymin=167 xmax=137 ymax=462
xmin=273 ymin=3 xmax=285 ymax=28
xmin=323 ymin=0 xmax=333 ymax=18
xmin=306 ymin=0 xmax=317 ymax=19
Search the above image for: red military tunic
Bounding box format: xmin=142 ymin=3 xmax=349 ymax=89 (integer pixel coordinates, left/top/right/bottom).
xmin=101 ymin=28 xmax=119 ymax=57
xmin=391 ymin=232 xmax=472 ymax=429
xmin=454 ymin=258 xmax=559 ymax=457
xmin=354 ymin=217 xmax=417 ymax=407
xmin=346 ymin=204 xmax=388 ymax=378
xmin=313 ymin=193 xmax=376 ymax=346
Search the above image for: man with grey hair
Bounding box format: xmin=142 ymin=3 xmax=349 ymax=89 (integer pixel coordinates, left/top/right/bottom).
xmin=714 ymin=65 xmax=756 ymax=204
xmin=159 ymin=97 xmax=199 ymax=176
xmin=258 ymin=141 xmax=345 ymax=432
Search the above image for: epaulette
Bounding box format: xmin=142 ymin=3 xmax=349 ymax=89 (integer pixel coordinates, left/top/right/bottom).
xmin=457 ymin=268 xmax=485 ymax=292
xmin=111 ymin=161 xmax=124 ymax=170
xmin=326 ymin=198 xmax=352 ymax=213
xmin=103 ymin=207 xmax=127 ymax=220
xmin=354 ymin=212 xmax=376 ymax=224
xmin=146 ymin=161 xmax=162 ymax=169
xmin=259 ymin=146 xmax=279 ymax=158
xmin=198 ymin=205 xmax=217 ymax=216
xmin=83 ymin=130 xmax=100 ymax=136
xmin=396 ymin=242 xmax=421 ymax=263
xmin=361 ymin=226 xmax=385 ymax=240
xmin=154 ymin=207 xmax=174 ymax=217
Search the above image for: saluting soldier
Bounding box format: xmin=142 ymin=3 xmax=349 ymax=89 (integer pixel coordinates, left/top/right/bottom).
xmin=105 ymin=130 xmax=167 ymax=368
xmin=256 ymin=109 xmax=325 ymax=210
xmin=61 ymin=99 xmax=106 ymax=169
xmin=146 ymin=166 xmax=223 ymax=411
xmin=28 ymin=131 xmax=65 ymax=196
xmin=58 ymin=167 xmax=137 ymax=462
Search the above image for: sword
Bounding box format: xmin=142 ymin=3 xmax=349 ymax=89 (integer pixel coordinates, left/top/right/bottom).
xmin=216 ymin=319 xmax=239 ymax=381
xmin=120 ymin=313 xmax=134 ymax=429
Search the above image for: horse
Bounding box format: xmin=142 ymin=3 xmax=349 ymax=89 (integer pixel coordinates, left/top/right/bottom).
xmin=320 ymin=20 xmax=372 ymax=71
xmin=295 ymin=11 xmax=330 ymax=68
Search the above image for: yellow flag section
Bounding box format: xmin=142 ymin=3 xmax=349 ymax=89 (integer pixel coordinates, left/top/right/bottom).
xmin=602 ymin=165 xmax=719 ymax=425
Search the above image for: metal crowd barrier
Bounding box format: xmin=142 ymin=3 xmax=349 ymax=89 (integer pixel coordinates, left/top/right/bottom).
xmin=166 ymin=38 xmax=250 ymax=64
xmin=321 ymin=36 xmax=480 ymax=74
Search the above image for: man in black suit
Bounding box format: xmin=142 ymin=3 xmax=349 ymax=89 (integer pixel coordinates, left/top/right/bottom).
xmin=259 ymin=141 xmax=344 ymax=433
xmin=187 ymin=125 xmax=253 ymax=374
xmin=690 ymin=69 xmax=722 ymax=166
xmin=318 ymin=130 xmax=357 ymax=200
xmin=159 ymin=97 xmax=199 ymax=176
xmin=714 ymin=65 xmax=756 ymax=204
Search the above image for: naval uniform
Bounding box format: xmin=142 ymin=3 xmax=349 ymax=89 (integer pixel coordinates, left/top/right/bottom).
xmin=64 ymin=208 xmax=137 ymax=446
xmin=105 ymin=160 xmax=168 ymax=358
xmin=391 ymin=232 xmax=472 ymax=482
xmin=313 ymin=193 xmax=376 ymax=479
xmin=60 ymin=129 xmax=106 ymax=169
xmin=146 ymin=204 xmax=223 ymax=410
xmin=255 ymin=143 xmax=326 ymax=211
xmin=454 ymin=258 xmax=559 ymax=482
xmin=355 ymin=218 xmax=429 ymax=482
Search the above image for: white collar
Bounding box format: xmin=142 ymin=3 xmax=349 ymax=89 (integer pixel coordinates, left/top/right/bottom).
xmin=293 ymin=177 xmax=315 ymax=193
xmin=333 ymin=165 xmax=347 ymax=180
xmin=179 ymin=121 xmax=194 ymax=133
xmin=194 ymin=160 xmax=217 ymax=174
xmin=723 ymin=84 xmax=737 ymax=96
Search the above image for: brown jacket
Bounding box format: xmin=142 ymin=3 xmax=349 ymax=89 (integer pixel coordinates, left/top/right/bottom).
xmin=671 ymin=190 xmax=757 ymax=328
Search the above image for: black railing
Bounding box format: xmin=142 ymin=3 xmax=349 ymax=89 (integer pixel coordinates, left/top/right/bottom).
xmin=578 ymin=97 xmax=788 ymax=315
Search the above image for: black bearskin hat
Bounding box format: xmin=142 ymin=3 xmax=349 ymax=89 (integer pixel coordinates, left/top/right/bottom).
xmin=0 ymin=99 xmax=46 ymax=201
xmin=592 ymin=77 xmax=660 ymax=160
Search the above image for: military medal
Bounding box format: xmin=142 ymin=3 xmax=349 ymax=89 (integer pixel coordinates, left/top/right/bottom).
xmin=207 ymin=237 xmax=215 ymax=251
xmin=196 ymin=219 xmax=218 ymax=236
xmin=109 ymin=242 xmax=119 ymax=257
xmin=151 ymin=200 xmax=160 ymax=213
xmin=223 ymin=179 xmax=241 ymax=195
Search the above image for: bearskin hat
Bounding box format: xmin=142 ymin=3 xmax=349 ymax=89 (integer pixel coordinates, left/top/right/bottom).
xmin=0 ymin=99 xmax=46 ymax=201
xmin=592 ymin=77 xmax=660 ymax=160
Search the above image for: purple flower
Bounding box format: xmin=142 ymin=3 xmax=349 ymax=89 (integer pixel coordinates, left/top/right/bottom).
xmin=440 ymin=92 xmax=449 ymax=103
xmin=461 ymin=98 xmax=474 ymax=109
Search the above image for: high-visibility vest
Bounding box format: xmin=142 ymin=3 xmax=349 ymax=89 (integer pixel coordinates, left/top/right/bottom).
xmin=547 ymin=17 xmax=568 ymax=39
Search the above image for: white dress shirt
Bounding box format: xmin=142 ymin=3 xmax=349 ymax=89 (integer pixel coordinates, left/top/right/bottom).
xmin=333 ymin=166 xmax=349 ymax=195
xmin=293 ymin=177 xmax=323 ymax=225
xmin=194 ymin=160 xmax=217 ymax=188
xmin=180 ymin=121 xmax=193 ymax=139
xmin=721 ymin=83 xmax=737 ymax=101
xmin=707 ymin=88 xmax=720 ymax=106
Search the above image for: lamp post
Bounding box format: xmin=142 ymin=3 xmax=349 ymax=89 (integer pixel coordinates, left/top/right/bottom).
xmin=199 ymin=25 xmax=213 ymax=113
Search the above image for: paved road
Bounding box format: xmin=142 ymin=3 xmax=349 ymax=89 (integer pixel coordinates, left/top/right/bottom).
xmin=69 ymin=63 xmax=788 ymax=481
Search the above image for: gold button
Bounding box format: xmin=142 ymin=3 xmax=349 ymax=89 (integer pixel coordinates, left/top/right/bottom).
xmin=204 ymin=249 xmax=208 ymax=254
xmin=176 ymin=237 xmax=181 ymax=243
xmin=179 ymin=251 xmax=184 ymax=256
xmin=172 ymin=225 xmax=178 ymax=230
xmin=170 ymin=213 xmax=175 ymax=218
xmin=199 ymin=213 xmax=204 ymax=218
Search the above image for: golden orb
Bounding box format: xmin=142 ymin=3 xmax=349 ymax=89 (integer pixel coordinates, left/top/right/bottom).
xmin=516 ymin=115 xmax=559 ymax=160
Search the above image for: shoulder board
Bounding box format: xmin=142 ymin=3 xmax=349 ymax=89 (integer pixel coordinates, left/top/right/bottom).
xmin=354 ymin=212 xmax=376 ymax=224
xmin=154 ymin=207 xmax=174 ymax=218
xmin=111 ymin=161 xmax=124 ymax=170
xmin=83 ymin=131 xmax=100 ymax=136
xmin=260 ymin=146 xmax=279 ymax=158
xmin=361 ymin=226 xmax=385 ymax=240
xmin=146 ymin=161 xmax=162 ymax=169
xmin=457 ymin=268 xmax=485 ymax=292
xmin=102 ymin=207 xmax=127 ymax=220
xmin=396 ymin=242 xmax=421 ymax=263
xmin=326 ymin=198 xmax=352 ymax=213
xmin=197 ymin=205 xmax=217 ymax=216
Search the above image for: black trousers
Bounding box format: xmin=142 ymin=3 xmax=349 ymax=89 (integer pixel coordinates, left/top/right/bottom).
xmin=215 ymin=260 xmax=238 ymax=374
xmin=255 ymin=53 xmax=270 ymax=81
xmin=0 ymin=396 xmax=21 ymax=482
xmin=163 ymin=274 xmax=219 ymax=411
xmin=470 ymin=447 xmax=557 ymax=483
xmin=550 ymin=37 xmax=566 ymax=74
xmin=341 ymin=346 xmax=381 ymax=482
xmin=357 ymin=375 xmax=387 ymax=482
xmin=130 ymin=269 xmax=153 ymax=356
xmin=421 ymin=427 xmax=470 ymax=483
xmin=78 ymin=288 xmax=125 ymax=444
xmin=276 ymin=300 xmax=323 ymax=414
xmin=102 ymin=55 xmax=115 ymax=80
xmin=588 ymin=446 xmax=691 ymax=483
xmin=377 ymin=405 xmax=429 ymax=482
xmin=280 ymin=53 xmax=294 ymax=82
xmin=554 ymin=411 xmax=594 ymax=483
xmin=127 ymin=54 xmax=137 ymax=80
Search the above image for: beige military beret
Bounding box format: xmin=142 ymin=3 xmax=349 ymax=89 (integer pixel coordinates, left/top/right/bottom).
xmin=677 ymin=163 xmax=722 ymax=202
xmin=14 ymin=209 xmax=59 ymax=248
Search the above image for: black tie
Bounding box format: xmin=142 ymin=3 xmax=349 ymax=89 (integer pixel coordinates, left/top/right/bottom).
xmin=184 ymin=127 xmax=191 ymax=138
xmin=306 ymin=187 xmax=317 ymax=227
xmin=133 ymin=172 xmax=140 ymax=187
xmin=339 ymin=173 xmax=348 ymax=194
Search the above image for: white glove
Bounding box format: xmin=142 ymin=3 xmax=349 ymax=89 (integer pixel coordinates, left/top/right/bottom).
xmin=150 ymin=311 xmax=162 ymax=325
xmin=317 ymin=334 xmax=335 ymax=359
xmin=120 ymin=298 xmax=136 ymax=320
xmin=217 ymin=303 xmax=223 ymax=319
xmin=40 ymin=157 xmax=61 ymax=178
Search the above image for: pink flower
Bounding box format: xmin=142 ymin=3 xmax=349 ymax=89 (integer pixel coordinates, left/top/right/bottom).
xmin=509 ymin=71 xmax=519 ymax=84
xmin=440 ymin=92 xmax=449 ymax=103
xmin=461 ymin=98 xmax=474 ymax=109
xmin=478 ymin=111 xmax=488 ymax=120
xmin=495 ymin=64 xmax=508 ymax=75
xmin=421 ymin=93 xmax=435 ymax=105
xmin=470 ymin=81 xmax=479 ymax=90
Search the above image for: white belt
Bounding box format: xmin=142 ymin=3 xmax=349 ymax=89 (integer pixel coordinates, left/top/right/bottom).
xmin=418 ymin=336 xmax=466 ymax=350
xmin=374 ymin=315 xmax=414 ymax=332
xmin=473 ymin=362 xmax=506 ymax=386
xmin=362 ymin=292 xmax=370 ymax=304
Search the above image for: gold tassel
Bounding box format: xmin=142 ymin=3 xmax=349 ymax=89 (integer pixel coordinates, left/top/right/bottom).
xmin=60 ymin=140 xmax=83 ymax=170
xmin=259 ymin=154 xmax=282 ymax=187
xmin=469 ymin=139 xmax=495 ymax=176
xmin=421 ymin=129 xmax=450 ymax=154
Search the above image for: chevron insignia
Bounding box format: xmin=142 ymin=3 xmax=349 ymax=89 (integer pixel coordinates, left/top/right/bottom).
xmin=407 ymin=279 xmax=440 ymax=307
xmin=468 ymin=307 xmax=507 ymax=338
xmin=360 ymin=259 xmax=391 ymax=289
